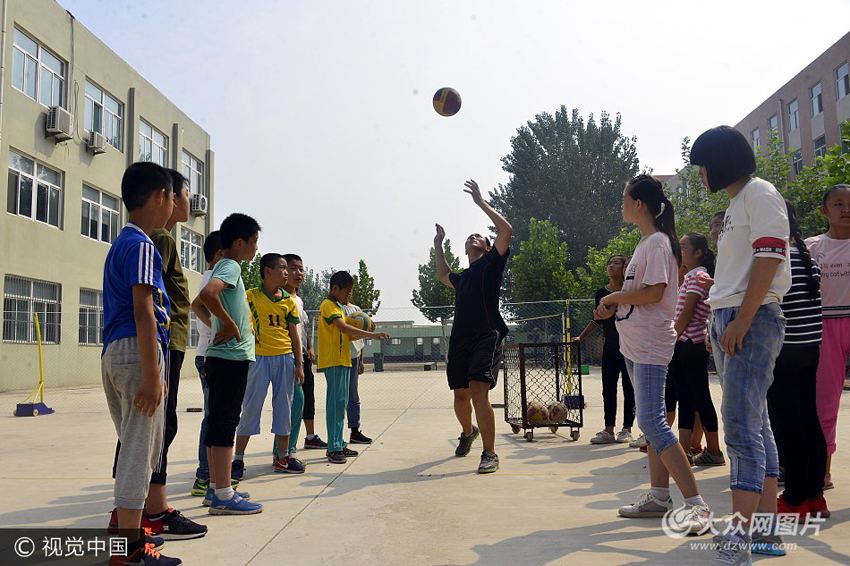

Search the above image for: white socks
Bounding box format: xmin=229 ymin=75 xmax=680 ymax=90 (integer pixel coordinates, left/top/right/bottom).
xmin=650 ymin=487 xmax=671 ymax=502
xmin=215 ymin=487 xmax=234 ymax=501
xmin=684 ymin=494 xmax=707 ymax=507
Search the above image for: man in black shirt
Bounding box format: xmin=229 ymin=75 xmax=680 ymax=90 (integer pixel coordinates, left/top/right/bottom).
xmin=435 ymin=179 xmax=512 ymax=474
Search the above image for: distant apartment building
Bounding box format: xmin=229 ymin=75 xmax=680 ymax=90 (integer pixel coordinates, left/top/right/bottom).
xmin=735 ymin=31 xmax=850 ymax=176
xmin=1 ymin=0 xmax=215 ymax=391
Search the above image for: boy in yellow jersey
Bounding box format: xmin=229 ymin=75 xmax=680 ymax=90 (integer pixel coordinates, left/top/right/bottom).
xmin=232 ymin=253 xmax=306 ymax=476
xmin=320 ymin=271 xmax=390 ymax=463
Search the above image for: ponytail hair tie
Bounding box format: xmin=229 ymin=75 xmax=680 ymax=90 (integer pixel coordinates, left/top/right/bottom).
xmin=655 ymin=201 xmax=666 ymax=218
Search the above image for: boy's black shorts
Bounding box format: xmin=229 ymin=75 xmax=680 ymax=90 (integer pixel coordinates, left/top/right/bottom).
xmin=447 ymin=331 xmax=503 ymax=391
xmin=204 ymin=357 xmax=249 ymax=447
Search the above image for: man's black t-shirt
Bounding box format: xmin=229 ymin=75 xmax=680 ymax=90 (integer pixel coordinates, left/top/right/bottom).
xmin=448 ymin=246 xmax=511 ymax=339
xmin=594 ymin=286 xmax=620 ymax=351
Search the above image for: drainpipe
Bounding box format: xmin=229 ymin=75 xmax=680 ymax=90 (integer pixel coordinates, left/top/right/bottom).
xmin=0 ymin=0 xmax=9 ymax=144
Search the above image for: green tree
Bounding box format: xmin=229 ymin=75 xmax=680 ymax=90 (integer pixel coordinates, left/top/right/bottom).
xmin=787 ymin=120 xmax=850 ymax=237
xmin=240 ymin=253 xmax=262 ymax=290
xmin=570 ymin=225 xmax=641 ymax=299
xmin=668 ymin=137 xmax=729 ymax=239
xmin=411 ymin=240 xmax=461 ymax=360
xmin=298 ymin=268 xmax=325 ymax=312
xmin=511 ymin=219 xmax=573 ymax=302
xmin=491 ymin=107 xmax=640 ymax=273
xmin=351 ymin=259 xmax=381 ymax=314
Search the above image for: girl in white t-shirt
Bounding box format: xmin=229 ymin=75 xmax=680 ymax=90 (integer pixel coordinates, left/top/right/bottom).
xmin=805 ymin=184 xmax=850 ymax=491
xmin=595 ymin=175 xmax=711 ymax=535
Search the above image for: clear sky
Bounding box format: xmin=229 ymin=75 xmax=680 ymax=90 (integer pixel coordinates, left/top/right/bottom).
xmin=61 ymin=0 xmax=850 ymax=307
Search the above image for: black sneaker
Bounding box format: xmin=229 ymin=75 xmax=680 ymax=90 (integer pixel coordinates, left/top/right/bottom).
xmin=349 ymin=429 xmax=373 ymax=444
xmin=327 ymin=451 xmax=347 ymax=464
xmin=304 ymin=435 xmax=328 ymax=450
xmin=142 ymin=509 xmax=207 ymax=541
xmin=231 ymin=459 xmax=245 ymax=482
xmin=342 ymin=446 xmax=359 ymax=457
xmin=455 ymin=426 xmax=480 ymax=457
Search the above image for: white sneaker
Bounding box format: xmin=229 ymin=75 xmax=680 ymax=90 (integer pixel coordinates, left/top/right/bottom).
xmin=673 ymin=503 xmax=712 ymax=535
xmin=618 ymin=493 xmax=673 ymax=518
xmin=714 ymin=533 xmax=752 ymax=565
xmin=590 ymin=430 xmax=616 ymax=444
xmin=629 ymin=433 xmax=647 ymax=448
xmin=616 ymin=429 xmax=633 ymax=444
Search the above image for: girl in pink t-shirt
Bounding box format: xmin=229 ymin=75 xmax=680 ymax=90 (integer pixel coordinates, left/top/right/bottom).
xmin=596 ymin=175 xmax=710 ymax=533
xmin=805 ymin=184 xmax=850 ymax=489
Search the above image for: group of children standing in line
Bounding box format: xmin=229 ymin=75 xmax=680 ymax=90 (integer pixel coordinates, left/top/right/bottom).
xmin=574 ymin=125 xmax=849 ymax=565
xmin=101 ymin=162 xmax=389 ymax=565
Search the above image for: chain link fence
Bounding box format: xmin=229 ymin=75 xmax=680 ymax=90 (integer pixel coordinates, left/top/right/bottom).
xmin=0 ymin=299 xmax=609 ymax=413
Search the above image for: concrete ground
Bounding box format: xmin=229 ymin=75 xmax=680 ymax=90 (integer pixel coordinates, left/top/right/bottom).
xmin=1 ymin=368 xmax=848 ymax=565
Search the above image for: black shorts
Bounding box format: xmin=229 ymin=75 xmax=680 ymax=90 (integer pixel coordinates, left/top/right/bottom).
xmin=447 ymin=331 xmax=502 ymax=390
xmin=203 ymin=357 xmax=249 ymax=448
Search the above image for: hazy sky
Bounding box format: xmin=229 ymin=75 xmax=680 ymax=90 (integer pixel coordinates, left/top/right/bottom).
xmin=61 ymin=0 xmax=850 ymax=308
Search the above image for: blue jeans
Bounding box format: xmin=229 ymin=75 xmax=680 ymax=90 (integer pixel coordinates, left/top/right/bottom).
xmin=347 ymin=357 xmax=361 ymax=430
xmin=194 ymin=356 xmax=210 ymax=480
xmin=711 ymin=304 xmax=784 ymax=494
xmin=236 ymin=354 xmax=295 ymax=437
xmin=624 ymin=358 xmax=680 ymax=456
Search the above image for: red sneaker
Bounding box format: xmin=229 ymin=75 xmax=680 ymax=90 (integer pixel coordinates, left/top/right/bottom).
xmin=690 ymin=445 xmax=704 ymax=456
xmin=777 ymin=493 xmax=809 ymax=519
xmin=807 ymin=494 xmax=831 ymax=519
xmin=107 ymin=508 xmax=119 ymax=535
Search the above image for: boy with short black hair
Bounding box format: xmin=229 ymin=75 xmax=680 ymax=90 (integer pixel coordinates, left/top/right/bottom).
xmin=189 ymin=230 xmax=223 ymax=497
xmin=231 ymin=253 xmax=306 ymax=478
xmin=319 ymin=271 xmax=390 ymax=463
xmin=196 ymin=213 xmax=264 ymax=515
xmin=102 ymin=162 xmax=181 ymax=565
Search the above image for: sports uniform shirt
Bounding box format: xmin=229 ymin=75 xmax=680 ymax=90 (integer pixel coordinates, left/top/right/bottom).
xmin=205 ymin=258 xmax=255 ymax=362
xmin=152 ymin=228 xmax=190 ymax=352
xmin=318 ymin=297 xmax=351 ymax=369
xmin=707 ymin=177 xmax=791 ymax=310
xmin=448 ymin=246 xmax=511 ymax=339
xmin=805 ymin=234 xmax=850 ymax=319
xmin=676 ymin=267 xmax=710 ymax=344
xmin=615 ymin=231 xmax=678 ymax=366
xmin=103 ymin=222 xmax=171 ymax=353
xmin=247 ymin=287 xmax=300 ymax=356
xmin=781 ymin=248 xmax=822 ymax=346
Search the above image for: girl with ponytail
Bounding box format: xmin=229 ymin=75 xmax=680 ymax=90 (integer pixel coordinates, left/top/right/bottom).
xmin=595 ymin=174 xmax=711 ymax=532
xmin=767 ymin=199 xmax=829 ymax=520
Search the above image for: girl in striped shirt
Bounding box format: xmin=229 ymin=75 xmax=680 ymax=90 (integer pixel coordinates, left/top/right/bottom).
xmin=669 ymin=233 xmax=724 ymax=466
xmin=767 ymin=200 xmax=829 ymax=519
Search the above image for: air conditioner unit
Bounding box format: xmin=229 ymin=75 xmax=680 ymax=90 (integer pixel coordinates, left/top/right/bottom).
xmin=87 ymin=131 xmax=107 ymax=155
xmin=46 ymin=106 xmax=73 ymax=142
xmin=190 ymin=193 xmax=208 ymax=216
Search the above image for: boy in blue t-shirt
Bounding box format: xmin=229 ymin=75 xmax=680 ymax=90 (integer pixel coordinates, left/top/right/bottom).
xmin=101 ymin=162 xmax=180 ymax=565
xmin=196 ymin=213 xmax=263 ymax=515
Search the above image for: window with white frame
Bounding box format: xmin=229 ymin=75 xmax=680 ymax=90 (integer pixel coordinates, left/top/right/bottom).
xmin=84 ymin=80 xmax=123 ymax=150
xmin=181 ymin=151 xmax=203 ymax=194
xmin=432 ymin=337 xmax=440 ymax=344
xmin=767 ymin=114 xmax=778 ymax=133
xmin=188 ymin=312 xmax=199 ymax=348
xmin=788 ymin=99 xmax=799 ymax=131
xmin=11 ymin=28 xmax=64 ymax=107
xmin=3 ymin=275 xmax=61 ymax=344
xmin=390 ymin=338 xmax=401 ymax=345
xmin=836 ymin=62 xmax=849 ymax=101
xmin=792 ymin=150 xmax=803 ymax=175
xmin=81 ymin=185 xmax=120 ymax=244
xmin=814 ymin=136 xmax=827 ymax=159
xmin=139 ymin=120 xmax=168 ymax=166
xmin=750 ymin=128 xmax=760 ymax=150
xmin=416 ymin=337 xmax=424 ymax=346
xmin=7 ymin=151 xmax=61 ymax=228
xmin=180 ymin=228 xmax=204 ymax=273
xmin=810 ymin=82 xmax=823 ymax=117
xmin=79 ymin=288 xmax=103 ymax=345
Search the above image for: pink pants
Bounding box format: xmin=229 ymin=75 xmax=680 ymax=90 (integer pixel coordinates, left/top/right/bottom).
xmin=817 ymin=318 xmax=850 ymax=455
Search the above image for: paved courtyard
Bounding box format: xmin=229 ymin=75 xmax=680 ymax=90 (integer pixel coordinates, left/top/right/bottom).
xmin=1 ymin=368 xmax=848 ymax=565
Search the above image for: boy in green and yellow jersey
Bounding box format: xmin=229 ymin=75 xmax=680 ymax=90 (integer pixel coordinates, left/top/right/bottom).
xmin=232 ymin=253 xmax=306 ymax=476
xmin=319 ymin=271 xmax=390 ymax=464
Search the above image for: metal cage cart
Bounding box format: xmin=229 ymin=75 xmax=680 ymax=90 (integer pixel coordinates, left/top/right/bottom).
xmin=503 ymin=342 xmax=583 ymax=442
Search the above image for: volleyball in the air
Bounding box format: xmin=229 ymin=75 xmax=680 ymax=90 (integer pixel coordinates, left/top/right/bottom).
xmin=548 ymin=402 xmax=568 ymax=424
xmin=526 ymin=401 xmax=549 ymax=426
xmin=345 ymin=310 xmax=372 ymax=331
xmin=433 ymin=87 xmax=462 ymax=116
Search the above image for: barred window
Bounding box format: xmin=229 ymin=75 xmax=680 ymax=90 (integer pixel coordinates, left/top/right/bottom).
xmin=78 ymin=289 xmax=103 ymax=345
xmin=3 ymin=275 xmax=61 ymax=344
